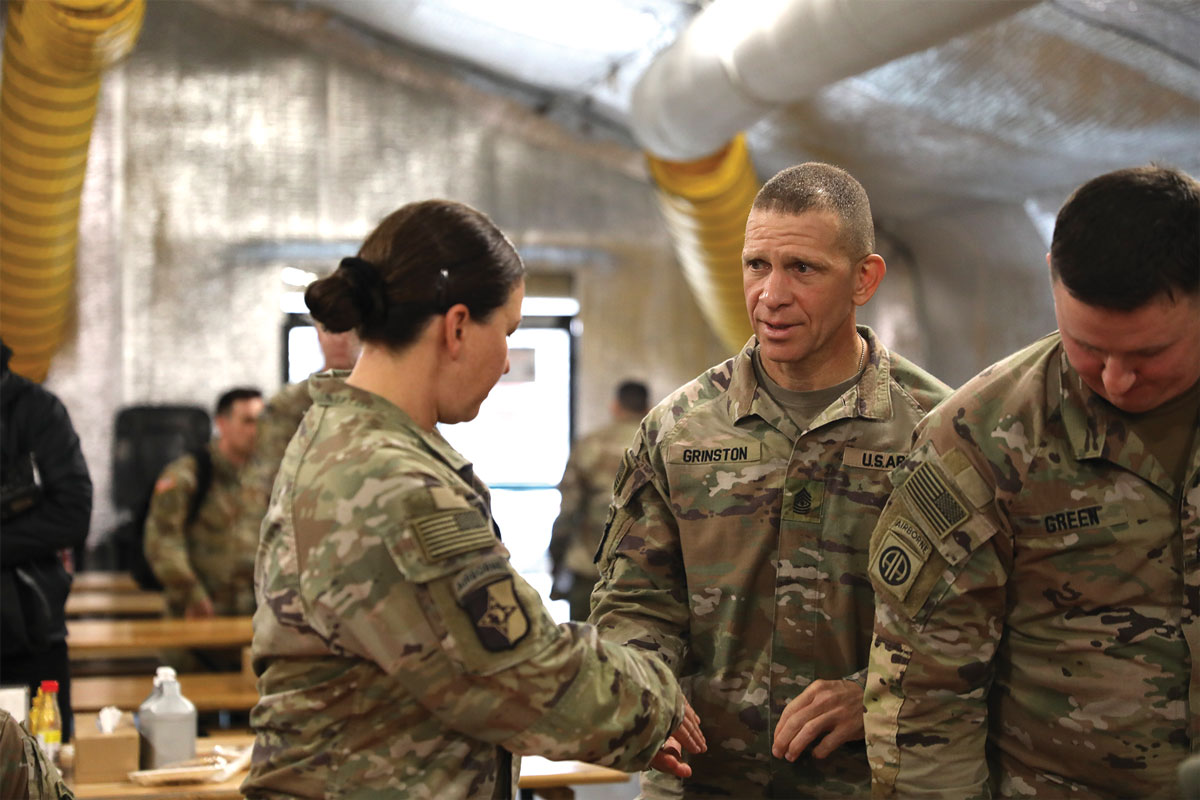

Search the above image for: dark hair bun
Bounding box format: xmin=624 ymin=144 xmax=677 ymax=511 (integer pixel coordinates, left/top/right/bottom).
xmin=304 ymin=271 xmax=361 ymax=334
xmin=306 ymin=257 xmax=392 ymax=334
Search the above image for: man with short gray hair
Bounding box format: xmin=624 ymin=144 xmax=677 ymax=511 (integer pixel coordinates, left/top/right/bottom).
xmin=590 ymin=162 xmax=950 ymax=797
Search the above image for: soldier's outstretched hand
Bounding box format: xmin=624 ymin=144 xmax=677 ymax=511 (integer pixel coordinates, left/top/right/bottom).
xmin=650 ymin=700 xmax=705 ymax=778
xmin=772 ymin=679 xmax=863 ymax=762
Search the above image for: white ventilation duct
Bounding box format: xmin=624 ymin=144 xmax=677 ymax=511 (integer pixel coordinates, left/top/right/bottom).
xmin=632 ymin=0 xmax=1039 ymax=161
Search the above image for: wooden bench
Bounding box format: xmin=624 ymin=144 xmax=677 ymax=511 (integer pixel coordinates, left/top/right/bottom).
xmin=72 ymin=572 xmax=140 ymax=593
xmin=67 ymin=590 xmax=165 ymax=618
xmin=72 ymin=672 xmax=258 ymax=714
xmin=68 ymin=616 xmax=254 ymax=660
xmin=71 ymin=731 xmax=629 ymax=799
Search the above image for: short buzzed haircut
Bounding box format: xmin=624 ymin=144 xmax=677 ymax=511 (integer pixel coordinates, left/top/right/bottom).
xmin=215 ymin=387 xmax=262 ymax=418
xmin=752 ymin=162 xmax=876 ymax=262
xmin=1050 ymin=164 xmax=1199 ymax=311
xmin=615 ymin=380 xmax=649 ymax=415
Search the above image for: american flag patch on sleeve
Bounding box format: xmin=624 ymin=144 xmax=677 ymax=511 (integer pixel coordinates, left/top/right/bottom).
xmin=412 ymin=509 xmax=496 ymax=561
xmin=902 ymin=461 xmax=968 ymax=539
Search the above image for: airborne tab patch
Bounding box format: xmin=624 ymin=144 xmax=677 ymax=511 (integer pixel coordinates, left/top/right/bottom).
xmin=453 ymin=556 xmax=511 ymax=600
xmin=902 ymin=462 xmax=968 ymax=539
xmin=412 ymin=508 xmax=495 ymax=562
xmin=460 ymin=576 xmax=529 ymax=651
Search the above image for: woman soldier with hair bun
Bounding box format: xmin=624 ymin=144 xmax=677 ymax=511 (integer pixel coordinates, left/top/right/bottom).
xmin=242 ymin=199 xmax=702 ymax=800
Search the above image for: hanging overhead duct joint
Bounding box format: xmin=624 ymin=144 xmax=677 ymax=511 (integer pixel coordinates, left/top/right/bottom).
xmin=647 ymin=135 xmax=759 ymax=352
xmin=0 ymin=0 xmax=145 ymax=382
xmin=633 ymin=0 xmax=1037 ymax=350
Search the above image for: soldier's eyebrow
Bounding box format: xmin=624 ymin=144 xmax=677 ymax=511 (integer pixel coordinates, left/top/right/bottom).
xmin=1072 ymin=333 xmax=1172 ymax=358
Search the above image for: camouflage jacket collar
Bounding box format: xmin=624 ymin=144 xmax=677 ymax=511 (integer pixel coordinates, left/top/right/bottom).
xmin=307 ymin=371 xmax=475 ymax=480
xmin=727 ymin=325 xmax=896 ymax=438
xmin=1053 ymin=335 xmax=1176 ymax=494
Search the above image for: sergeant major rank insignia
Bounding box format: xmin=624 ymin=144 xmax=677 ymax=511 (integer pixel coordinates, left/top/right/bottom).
xmin=783 ymin=479 xmax=825 ymax=524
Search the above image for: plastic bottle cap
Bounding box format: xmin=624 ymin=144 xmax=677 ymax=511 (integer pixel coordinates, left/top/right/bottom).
xmin=40 ymin=680 xmax=59 ymax=693
xmin=155 ymin=666 xmax=177 ymax=682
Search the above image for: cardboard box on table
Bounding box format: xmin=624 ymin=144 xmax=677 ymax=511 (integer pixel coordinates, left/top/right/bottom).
xmin=73 ymin=711 xmax=139 ymax=783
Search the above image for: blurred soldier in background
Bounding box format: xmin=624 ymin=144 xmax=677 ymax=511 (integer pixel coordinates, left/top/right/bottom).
xmin=235 ymin=322 xmax=360 ymax=551
xmin=550 ymin=379 xmax=649 ymax=621
xmin=144 ymin=387 xmax=263 ymax=619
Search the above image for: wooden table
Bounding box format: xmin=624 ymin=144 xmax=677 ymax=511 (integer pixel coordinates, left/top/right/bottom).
xmin=67 ymin=590 xmax=166 ymax=618
xmin=68 ymin=617 xmax=254 ymax=659
xmin=519 ymin=756 xmax=630 ymax=799
xmin=71 ymin=734 xmax=252 ymax=800
xmin=72 ymin=733 xmax=630 ymax=799
xmin=72 ymin=572 xmax=140 ymax=593
xmin=73 ymin=672 xmax=258 ymax=713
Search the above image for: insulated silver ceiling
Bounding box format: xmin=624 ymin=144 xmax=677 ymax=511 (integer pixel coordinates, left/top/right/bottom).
xmin=295 ymin=0 xmax=1200 ymax=212
xmin=270 ymin=0 xmax=1198 ymax=376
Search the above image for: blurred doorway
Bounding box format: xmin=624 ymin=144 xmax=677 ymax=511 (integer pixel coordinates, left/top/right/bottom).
xmin=439 ymin=315 xmax=574 ymax=621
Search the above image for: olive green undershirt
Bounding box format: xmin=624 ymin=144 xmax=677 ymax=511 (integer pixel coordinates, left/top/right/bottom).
xmin=753 ymin=348 xmax=865 ymax=434
xmin=1116 ymin=378 xmax=1200 ymax=493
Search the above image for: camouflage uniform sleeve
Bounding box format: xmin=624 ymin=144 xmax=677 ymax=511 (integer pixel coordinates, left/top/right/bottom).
xmin=302 ymin=474 xmax=685 ymax=772
xmin=549 ymin=445 xmax=586 ymax=574
xmin=588 ymin=430 xmax=690 ymax=673
xmin=143 ymin=455 xmax=210 ymax=613
xmin=0 ymin=710 xmax=73 ymax=800
xmin=864 ymin=433 xmax=1008 ymax=799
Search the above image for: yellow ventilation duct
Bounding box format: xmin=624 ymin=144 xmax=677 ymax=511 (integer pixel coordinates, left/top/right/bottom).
xmin=1 ymin=0 xmax=145 ymax=382
xmin=646 ymin=135 xmax=757 ymax=353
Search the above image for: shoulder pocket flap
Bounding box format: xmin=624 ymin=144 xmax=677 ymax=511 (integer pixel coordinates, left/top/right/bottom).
xmin=612 ymin=455 xmax=652 ymax=509
xmin=397 ymin=508 xmax=506 ymax=584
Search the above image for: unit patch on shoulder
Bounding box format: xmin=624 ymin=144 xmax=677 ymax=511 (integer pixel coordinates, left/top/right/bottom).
xmin=412 ymin=508 xmax=496 ymax=562
xmin=872 ymin=518 xmax=932 ymax=601
xmin=460 ymin=576 xmax=529 ymax=652
xmin=154 ymin=476 xmax=177 ymax=494
xmin=902 ymin=461 xmax=968 ymax=539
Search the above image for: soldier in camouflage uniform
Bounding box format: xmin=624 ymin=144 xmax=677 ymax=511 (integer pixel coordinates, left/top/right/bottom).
xmin=864 ymin=165 xmax=1200 ymax=798
xmin=244 ymin=200 xmax=703 ymax=800
xmin=590 ymin=163 xmax=950 ymax=798
xmin=144 ymin=387 xmax=263 ymax=618
xmin=550 ymin=380 xmax=649 ymax=621
xmin=235 ymin=323 xmax=359 ymax=556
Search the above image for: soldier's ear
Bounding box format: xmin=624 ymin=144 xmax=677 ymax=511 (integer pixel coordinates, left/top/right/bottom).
xmin=852 ymin=255 xmax=886 ymax=307
xmin=441 ymin=304 xmax=470 ymax=358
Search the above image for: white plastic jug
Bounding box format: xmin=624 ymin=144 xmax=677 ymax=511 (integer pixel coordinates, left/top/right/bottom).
xmin=137 ymin=666 xmax=197 ymax=769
